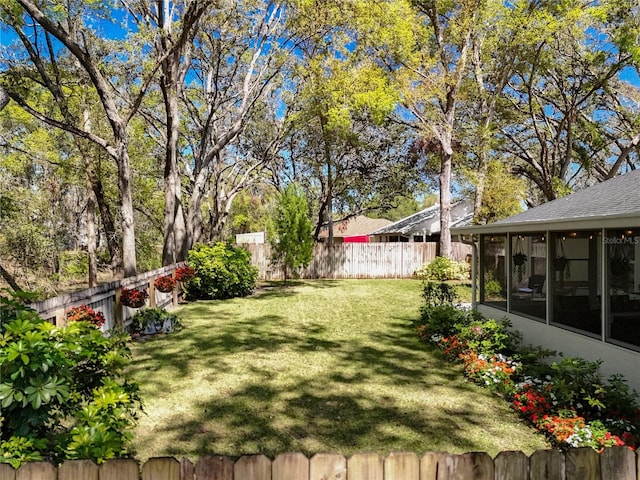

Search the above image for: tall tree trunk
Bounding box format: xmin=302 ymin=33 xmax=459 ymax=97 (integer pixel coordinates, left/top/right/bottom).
xmin=85 ymin=176 xmax=98 ymax=288
xmin=439 ymin=150 xmax=452 ymax=258
xmin=115 ymin=137 xmax=137 ymax=277
xmin=91 ymin=177 xmax=122 ymax=272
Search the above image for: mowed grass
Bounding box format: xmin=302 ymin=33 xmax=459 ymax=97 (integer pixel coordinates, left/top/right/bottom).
xmin=128 ymin=279 xmax=549 ymax=462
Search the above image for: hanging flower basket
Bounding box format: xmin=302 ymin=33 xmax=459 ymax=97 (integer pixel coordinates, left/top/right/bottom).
xmin=174 ymin=266 xmax=195 ymax=282
xmin=512 ymin=237 xmax=528 ymax=282
xmin=154 ymin=275 xmax=177 ymax=293
xmin=120 ymin=287 xmax=149 ymax=308
xmin=66 ymin=305 xmax=105 ymax=328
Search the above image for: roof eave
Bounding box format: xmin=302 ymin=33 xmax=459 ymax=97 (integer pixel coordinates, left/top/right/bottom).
xmin=452 ymin=212 xmax=640 ymax=236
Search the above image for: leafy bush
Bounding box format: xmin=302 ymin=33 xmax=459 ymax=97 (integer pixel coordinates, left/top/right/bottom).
xmin=131 ymin=308 xmax=182 ymax=335
xmin=0 ymin=294 xmax=141 ymax=467
xmin=415 ymin=256 xmax=470 ymax=281
xmin=414 ymin=290 xmax=640 ymax=450
xmin=185 ymin=242 xmax=258 ymax=300
xmin=59 ymin=251 xmax=89 ymax=278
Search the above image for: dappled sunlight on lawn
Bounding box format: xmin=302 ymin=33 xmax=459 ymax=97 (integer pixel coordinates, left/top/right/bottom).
xmin=128 ymin=279 xmax=549 ymax=462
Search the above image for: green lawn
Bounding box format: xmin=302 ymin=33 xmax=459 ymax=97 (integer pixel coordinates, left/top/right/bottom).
xmin=127 ymin=279 xmax=549 ymax=462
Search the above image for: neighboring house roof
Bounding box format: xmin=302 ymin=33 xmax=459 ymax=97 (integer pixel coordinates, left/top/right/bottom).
xmin=453 ymin=169 xmax=640 ymax=235
xmin=317 ymin=216 xmax=392 ymax=238
xmin=370 ymin=200 xmax=474 ymax=237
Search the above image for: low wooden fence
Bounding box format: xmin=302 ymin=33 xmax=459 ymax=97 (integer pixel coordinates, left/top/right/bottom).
xmin=242 ymin=243 xmax=471 ymax=280
xmin=0 ymin=448 xmax=637 ymax=479
xmin=29 ymin=263 xmax=184 ymax=331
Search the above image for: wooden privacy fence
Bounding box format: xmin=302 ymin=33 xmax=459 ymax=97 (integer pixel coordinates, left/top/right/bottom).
xmin=242 ymin=243 xmax=472 ymax=280
xmin=29 ymin=263 xmax=185 ymax=331
xmin=2 ymin=448 xmax=637 ymax=480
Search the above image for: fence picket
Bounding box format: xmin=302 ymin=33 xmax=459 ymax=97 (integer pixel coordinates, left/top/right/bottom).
xmin=599 ymin=447 xmax=635 ymax=480
xmin=241 ymin=243 xmax=468 ymax=280
xmin=529 ymin=449 xmax=564 ymax=480
xmin=273 ymin=453 xmax=309 ymax=480
xmin=180 ymin=457 xmax=195 ymax=480
xmin=100 ymin=458 xmax=140 ymax=480
xmin=346 ymin=453 xmax=383 ymax=480
xmin=0 ymin=464 xmax=15 ymax=480
xmin=142 ymin=457 xmax=180 ymax=480
xmin=194 ymin=456 xmax=233 ymax=480
xmin=420 ymin=452 xmax=447 ymax=480
xmin=310 ymin=453 xmax=346 ymax=480
xmin=58 ymin=459 xmax=98 ymax=480
xmin=566 ymin=448 xmax=599 ymax=480
xmin=384 ymin=452 xmax=419 ymax=480
xmin=234 ymin=454 xmax=271 ymax=480
xmin=436 ymin=453 xmax=474 ymax=480
xmin=16 ymin=462 xmax=56 ymax=480
xmin=494 ymin=451 xmax=528 ymax=480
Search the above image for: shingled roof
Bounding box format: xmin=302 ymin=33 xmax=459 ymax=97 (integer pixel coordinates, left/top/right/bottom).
xmin=317 ymin=216 xmax=392 ymax=238
xmin=453 ymin=169 xmax=640 ymax=235
xmin=371 ymin=200 xmax=474 ymax=236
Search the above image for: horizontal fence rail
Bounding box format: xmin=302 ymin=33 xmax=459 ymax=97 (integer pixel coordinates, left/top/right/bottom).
xmin=242 ymin=243 xmax=472 ymax=280
xmin=28 ymin=263 xmax=185 ymax=330
xmin=0 ymin=448 xmax=637 ymax=479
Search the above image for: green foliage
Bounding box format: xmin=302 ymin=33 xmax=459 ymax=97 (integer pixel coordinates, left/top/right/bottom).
xmin=0 ymin=295 xmax=141 ymax=466
xmin=455 ymin=318 xmax=517 ymax=356
xmin=185 ymin=242 xmax=258 ymax=300
xmin=270 ymin=184 xmax=314 ymax=281
xmin=415 ymin=256 xmax=470 ymax=281
xmin=130 ymin=308 xmax=182 ymax=335
xmin=420 ymin=281 xmax=459 ymax=307
xmin=59 ymin=251 xmax=89 ymax=279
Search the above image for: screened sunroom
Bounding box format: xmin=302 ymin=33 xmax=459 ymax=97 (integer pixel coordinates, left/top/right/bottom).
xmin=453 ymin=169 xmax=640 ymax=392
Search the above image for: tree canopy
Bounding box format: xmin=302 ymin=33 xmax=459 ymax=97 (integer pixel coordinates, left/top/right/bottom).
xmin=0 ymin=0 xmax=638 ymax=292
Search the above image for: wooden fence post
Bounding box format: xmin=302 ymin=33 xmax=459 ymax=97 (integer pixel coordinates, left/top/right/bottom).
xmin=529 ymin=449 xmax=564 ymax=480
xmin=600 ymin=447 xmax=636 ymax=480
xmin=180 ymin=457 xmax=195 ymax=480
xmin=419 ymin=452 xmax=447 ymax=480
xmin=142 ymin=457 xmax=180 ymax=480
xmin=384 ymin=452 xmax=419 ymax=480
xmin=195 ymin=455 xmax=234 ymax=480
xmin=566 ymin=448 xmax=599 ymax=480
xmin=0 ymin=464 xmax=15 ymax=480
xmin=347 ymin=453 xmax=383 ymax=480
xmin=100 ymin=459 xmax=140 ymax=480
xmin=58 ymin=459 xmax=98 ymax=480
xmin=273 ymin=453 xmax=309 ymax=480
xmin=494 ymin=451 xmax=528 ymax=480
xmin=309 ymin=453 xmax=346 ymax=480
xmin=15 ymin=462 xmax=56 ymax=480
xmin=234 ymin=455 xmax=271 ymax=480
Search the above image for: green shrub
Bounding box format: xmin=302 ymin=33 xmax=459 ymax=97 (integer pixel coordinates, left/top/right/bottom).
xmin=421 ymin=281 xmax=459 ymax=307
xmin=0 ymin=294 xmax=141 ymax=467
xmin=455 ymin=318 xmax=518 ymax=356
xmin=185 ymin=242 xmax=258 ymax=300
xmin=59 ymin=251 xmax=89 ymax=278
xmin=415 ymin=256 xmax=470 ymax=281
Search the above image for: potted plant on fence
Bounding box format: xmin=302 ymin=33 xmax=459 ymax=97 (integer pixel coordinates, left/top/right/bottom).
xmin=120 ymin=287 xmax=149 ymax=308
xmin=66 ymin=305 xmax=106 ymax=329
xmin=174 ymin=266 xmax=195 ymax=282
xmin=154 ymin=275 xmax=177 ymax=293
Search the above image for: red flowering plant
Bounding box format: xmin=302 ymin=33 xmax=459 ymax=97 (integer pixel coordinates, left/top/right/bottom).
xmin=415 ymin=282 xmax=640 ymax=451
xmin=154 ymin=275 xmax=177 ymax=293
xmin=120 ymin=287 xmax=148 ymax=308
xmin=174 ymin=266 xmax=195 ymax=282
xmin=66 ymin=304 xmax=106 ymax=328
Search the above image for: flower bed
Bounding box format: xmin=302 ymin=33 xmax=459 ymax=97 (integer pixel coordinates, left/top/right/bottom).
xmin=416 ymin=281 xmax=640 ymax=451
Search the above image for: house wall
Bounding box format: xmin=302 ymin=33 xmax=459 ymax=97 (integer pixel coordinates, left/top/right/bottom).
xmin=477 ymin=304 xmax=640 ymax=397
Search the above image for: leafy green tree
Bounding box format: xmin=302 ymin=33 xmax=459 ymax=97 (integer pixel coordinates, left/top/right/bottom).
xmin=270 ymin=183 xmax=313 ymax=282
